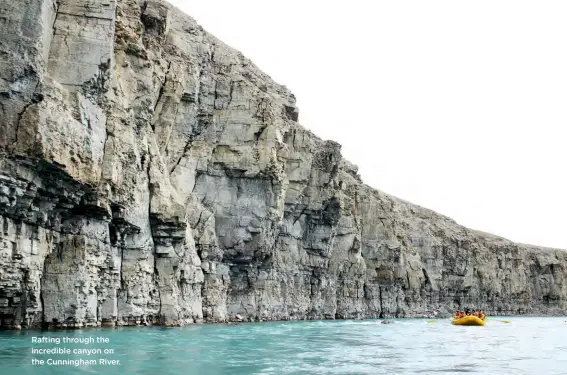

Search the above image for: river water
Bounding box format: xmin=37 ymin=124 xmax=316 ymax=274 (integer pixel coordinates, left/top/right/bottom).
xmin=0 ymin=317 xmax=566 ymax=375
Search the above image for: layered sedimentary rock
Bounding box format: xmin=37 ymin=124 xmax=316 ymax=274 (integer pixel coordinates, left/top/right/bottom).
xmin=0 ymin=0 xmax=565 ymax=329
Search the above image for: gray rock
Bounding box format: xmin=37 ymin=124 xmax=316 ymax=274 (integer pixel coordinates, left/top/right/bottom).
xmin=381 ymin=319 xmax=396 ymax=324
xmin=0 ymin=0 xmax=566 ymax=329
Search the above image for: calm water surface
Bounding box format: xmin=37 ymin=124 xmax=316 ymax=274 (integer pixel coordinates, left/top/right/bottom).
xmin=1 ymin=317 xmax=566 ymax=375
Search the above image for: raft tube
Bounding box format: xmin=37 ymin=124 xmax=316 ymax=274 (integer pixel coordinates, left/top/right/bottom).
xmin=451 ymin=316 xmax=485 ymax=326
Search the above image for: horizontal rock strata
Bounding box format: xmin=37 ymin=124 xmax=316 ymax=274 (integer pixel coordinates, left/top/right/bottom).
xmin=0 ymin=0 xmax=565 ymax=329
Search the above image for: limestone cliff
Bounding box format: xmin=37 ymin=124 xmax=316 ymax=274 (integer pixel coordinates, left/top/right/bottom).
xmin=0 ymin=0 xmax=565 ymax=329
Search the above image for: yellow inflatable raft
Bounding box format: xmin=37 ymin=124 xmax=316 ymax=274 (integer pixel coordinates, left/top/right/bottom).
xmin=451 ymin=316 xmax=485 ymax=326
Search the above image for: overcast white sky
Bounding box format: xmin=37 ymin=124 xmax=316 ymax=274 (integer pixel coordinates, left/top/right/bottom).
xmin=170 ymin=0 xmax=566 ymax=249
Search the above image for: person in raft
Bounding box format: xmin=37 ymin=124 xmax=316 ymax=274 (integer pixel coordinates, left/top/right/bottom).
xmin=454 ymin=311 xmax=485 ymax=320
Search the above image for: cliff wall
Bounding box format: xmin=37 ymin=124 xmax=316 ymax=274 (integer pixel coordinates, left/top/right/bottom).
xmin=0 ymin=0 xmax=565 ymax=329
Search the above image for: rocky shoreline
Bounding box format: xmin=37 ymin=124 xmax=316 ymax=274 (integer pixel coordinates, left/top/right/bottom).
xmin=1 ymin=0 xmax=566 ymax=330
xmin=4 ymin=312 xmax=566 ymax=331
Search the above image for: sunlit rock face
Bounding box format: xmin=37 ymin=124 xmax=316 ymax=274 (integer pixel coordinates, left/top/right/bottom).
xmin=0 ymin=0 xmax=565 ymax=329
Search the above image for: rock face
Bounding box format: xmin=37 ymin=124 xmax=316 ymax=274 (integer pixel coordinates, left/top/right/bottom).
xmin=0 ymin=0 xmax=565 ymax=329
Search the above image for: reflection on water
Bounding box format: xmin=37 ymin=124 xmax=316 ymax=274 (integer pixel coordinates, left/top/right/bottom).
xmin=0 ymin=318 xmax=566 ymax=375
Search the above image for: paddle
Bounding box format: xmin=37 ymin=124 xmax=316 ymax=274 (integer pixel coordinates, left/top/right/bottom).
xmin=486 ymin=318 xmax=511 ymax=324
xmin=426 ymin=319 xmax=437 ymax=323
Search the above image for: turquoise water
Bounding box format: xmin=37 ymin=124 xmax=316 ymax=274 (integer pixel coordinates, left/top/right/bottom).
xmin=1 ymin=318 xmax=566 ymax=375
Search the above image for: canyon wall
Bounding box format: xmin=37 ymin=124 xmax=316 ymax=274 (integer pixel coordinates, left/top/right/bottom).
xmin=0 ymin=0 xmax=565 ymax=329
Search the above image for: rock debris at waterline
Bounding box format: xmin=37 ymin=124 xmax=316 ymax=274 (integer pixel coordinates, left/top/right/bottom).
xmin=0 ymin=0 xmax=566 ymax=330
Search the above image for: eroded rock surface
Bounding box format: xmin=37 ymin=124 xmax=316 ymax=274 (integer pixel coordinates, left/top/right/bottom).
xmin=0 ymin=0 xmax=565 ymax=329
